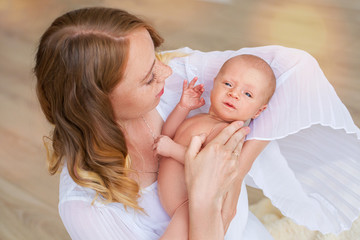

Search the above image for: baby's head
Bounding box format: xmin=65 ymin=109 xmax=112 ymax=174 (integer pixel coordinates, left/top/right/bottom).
xmin=209 ymin=54 xmax=276 ymax=122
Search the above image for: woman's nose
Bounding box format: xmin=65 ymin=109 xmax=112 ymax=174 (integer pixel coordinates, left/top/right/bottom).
xmin=156 ymin=61 xmax=172 ymax=83
xmin=228 ymin=91 xmax=239 ymax=100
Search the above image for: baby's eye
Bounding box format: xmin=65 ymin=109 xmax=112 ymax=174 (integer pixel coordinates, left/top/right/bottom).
xmin=224 ymin=82 xmax=232 ymax=87
xmin=245 ymin=92 xmax=252 ymax=98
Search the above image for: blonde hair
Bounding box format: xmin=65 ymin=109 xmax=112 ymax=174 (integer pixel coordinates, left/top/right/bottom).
xmin=156 ymin=51 xmax=189 ymax=64
xmin=34 ymin=7 xmax=163 ymax=211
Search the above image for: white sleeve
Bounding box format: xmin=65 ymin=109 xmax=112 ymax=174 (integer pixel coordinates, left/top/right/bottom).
xmin=59 ymin=200 xmax=146 ymax=240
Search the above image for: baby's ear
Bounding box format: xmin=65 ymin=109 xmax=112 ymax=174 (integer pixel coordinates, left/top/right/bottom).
xmin=252 ymin=104 xmax=268 ymax=119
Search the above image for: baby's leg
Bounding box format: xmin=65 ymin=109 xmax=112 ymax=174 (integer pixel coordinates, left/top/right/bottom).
xmin=158 ymin=157 xmax=188 ymax=217
xmin=161 ymin=202 xmax=189 ymax=240
xmin=158 ymin=157 xmax=189 ymax=239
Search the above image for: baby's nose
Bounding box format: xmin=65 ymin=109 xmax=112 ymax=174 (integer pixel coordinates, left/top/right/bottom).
xmin=228 ymin=91 xmax=239 ymax=99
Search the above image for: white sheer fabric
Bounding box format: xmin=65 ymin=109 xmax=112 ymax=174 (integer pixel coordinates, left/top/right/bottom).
xmin=159 ymin=45 xmax=360 ymax=234
xmin=58 ymin=46 xmax=360 ymax=239
xmin=59 ymin=167 xmax=170 ymax=240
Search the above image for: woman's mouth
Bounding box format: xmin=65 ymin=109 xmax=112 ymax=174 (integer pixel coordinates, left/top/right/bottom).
xmin=156 ymin=88 xmax=164 ymax=98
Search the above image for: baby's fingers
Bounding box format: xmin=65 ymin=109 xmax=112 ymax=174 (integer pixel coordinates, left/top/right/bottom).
xmin=185 ymin=133 xmax=207 ymax=163
xmin=182 ymin=79 xmax=188 ymax=91
xmin=154 ymin=136 xmax=162 ymax=144
xmin=193 ymin=84 xmax=204 ymax=93
xmin=193 ymin=98 xmax=205 ymax=108
xmin=188 ymin=77 xmax=198 ymax=88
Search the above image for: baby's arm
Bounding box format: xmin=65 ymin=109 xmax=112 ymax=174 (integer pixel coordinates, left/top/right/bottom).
xmin=154 ymin=135 xmax=186 ymax=164
xmin=161 ymin=77 xmax=205 ymax=138
xmin=156 ymin=77 xmax=204 ymax=163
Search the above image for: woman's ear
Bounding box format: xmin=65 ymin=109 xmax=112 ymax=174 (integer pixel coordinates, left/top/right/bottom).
xmin=252 ymin=104 xmax=268 ymax=119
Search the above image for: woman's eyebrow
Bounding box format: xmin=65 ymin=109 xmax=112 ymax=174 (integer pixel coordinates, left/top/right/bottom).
xmin=141 ymin=59 xmax=156 ymax=82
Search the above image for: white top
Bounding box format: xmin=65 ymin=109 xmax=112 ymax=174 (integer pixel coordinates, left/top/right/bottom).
xmin=59 ymin=46 xmax=360 ymax=239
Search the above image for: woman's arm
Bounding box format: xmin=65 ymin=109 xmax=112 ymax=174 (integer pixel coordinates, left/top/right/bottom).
xmin=221 ymin=139 xmax=269 ymax=232
xmin=197 ymin=123 xmax=269 ymax=233
xmin=238 ymin=139 xmax=269 ymax=179
xmin=59 ymin=200 xmax=143 ymax=240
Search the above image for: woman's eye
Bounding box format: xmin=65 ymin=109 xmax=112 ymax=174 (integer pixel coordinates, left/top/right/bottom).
xmin=225 ymin=82 xmax=232 ymax=87
xmin=146 ymin=74 xmax=155 ymax=85
xmin=245 ymin=92 xmax=252 ymax=98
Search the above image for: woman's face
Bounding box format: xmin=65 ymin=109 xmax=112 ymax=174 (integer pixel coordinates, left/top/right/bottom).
xmin=109 ymin=28 xmax=172 ymax=121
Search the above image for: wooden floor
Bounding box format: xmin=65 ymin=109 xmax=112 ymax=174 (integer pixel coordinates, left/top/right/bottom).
xmin=0 ymin=0 xmax=359 ymax=239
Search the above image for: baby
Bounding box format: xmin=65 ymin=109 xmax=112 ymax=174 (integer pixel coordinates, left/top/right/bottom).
xmin=156 ymin=54 xmax=276 ymax=236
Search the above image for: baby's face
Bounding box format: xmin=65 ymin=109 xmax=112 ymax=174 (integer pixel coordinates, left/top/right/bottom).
xmin=209 ymin=60 xmax=271 ymax=122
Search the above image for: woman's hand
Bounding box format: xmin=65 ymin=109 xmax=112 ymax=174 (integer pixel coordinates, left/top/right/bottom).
xmin=184 ymin=121 xmax=250 ymax=240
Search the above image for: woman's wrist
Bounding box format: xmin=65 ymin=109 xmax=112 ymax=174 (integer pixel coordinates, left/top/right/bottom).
xmin=188 ymin=189 xmax=221 ymax=212
xmin=188 ymin=193 xmax=224 ymax=240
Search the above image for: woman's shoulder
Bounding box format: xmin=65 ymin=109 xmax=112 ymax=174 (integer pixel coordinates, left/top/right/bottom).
xmin=59 ymin=164 xmax=161 ymax=208
xmin=58 ymin=164 xmax=102 ymax=206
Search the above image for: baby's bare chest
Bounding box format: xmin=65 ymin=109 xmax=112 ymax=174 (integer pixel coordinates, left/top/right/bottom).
xmin=174 ymin=115 xmax=222 ymax=147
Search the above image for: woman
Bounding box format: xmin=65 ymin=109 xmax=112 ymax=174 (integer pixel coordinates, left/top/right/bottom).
xmin=35 ymin=7 xmax=252 ymax=239
xmin=35 ymin=7 xmax=360 ymax=240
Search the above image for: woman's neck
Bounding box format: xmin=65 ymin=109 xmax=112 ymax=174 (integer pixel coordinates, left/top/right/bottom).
xmin=118 ymin=109 xmax=162 ymax=129
xmin=117 ymin=109 xmax=164 ymax=188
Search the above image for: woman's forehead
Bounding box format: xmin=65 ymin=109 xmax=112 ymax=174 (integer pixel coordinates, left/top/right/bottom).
xmin=123 ymin=28 xmax=155 ymax=84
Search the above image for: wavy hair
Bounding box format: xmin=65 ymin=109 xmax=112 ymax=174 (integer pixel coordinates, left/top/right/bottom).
xmin=34 ymin=7 xmax=163 ymax=210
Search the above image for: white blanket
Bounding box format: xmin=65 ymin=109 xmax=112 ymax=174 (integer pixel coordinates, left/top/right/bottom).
xmin=250 ymin=197 xmax=360 ymax=240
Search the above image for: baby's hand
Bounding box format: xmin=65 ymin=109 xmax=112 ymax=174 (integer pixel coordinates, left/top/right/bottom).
xmin=179 ymin=77 xmax=205 ymax=110
xmin=153 ymin=135 xmax=175 ymax=158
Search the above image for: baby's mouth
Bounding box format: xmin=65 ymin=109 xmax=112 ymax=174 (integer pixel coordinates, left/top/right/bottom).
xmin=224 ymin=102 xmax=236 ymax=109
